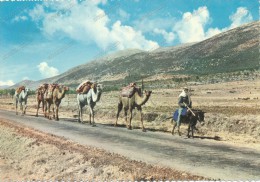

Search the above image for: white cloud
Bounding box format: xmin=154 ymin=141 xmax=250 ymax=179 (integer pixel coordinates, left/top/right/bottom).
xmin=0 ymin=80 xmax=15 ymax=87
xmin=173 ymin=6 xmax=210 ymax=43
xmin=37 ymin=62 xmax=59 ymax=78
xmin=229 ymin=7 xmax=253 ymax=29
xmin=153 ymin=28 xmax=175 ymax=43
xmin=23 ymin=77 xmax=29 ymax=80
xmin=28 ymin=1 xmax=158 ymax=51
xmin=12 ymin=15 xmax=28 ymax=22
xmin=118 ymin=8 xmax=130 ymax=20
xmin=134 ymin=17 xmax=175 ymax=33
xmin=173 ymin=6 xmax=253 ymax=43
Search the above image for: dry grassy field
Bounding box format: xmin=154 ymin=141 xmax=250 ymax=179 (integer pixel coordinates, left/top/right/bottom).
xmin=1 ymin=79 xmax=260 ymax=149
xmin=0 ymin=79 xmax=260 ymax=180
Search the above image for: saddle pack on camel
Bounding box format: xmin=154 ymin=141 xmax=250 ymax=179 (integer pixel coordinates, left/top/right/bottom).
xmin=16 ymin=86 xmax=25 ymax=94
xmin=172 ymin=108 xmax=188 ymax=121
xmin=76 ymin=81 xmax=92 ymax=94
xmin=120 ymin=83 xmax=140 ymax=98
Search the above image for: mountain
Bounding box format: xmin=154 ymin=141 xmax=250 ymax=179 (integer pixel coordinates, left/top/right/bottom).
xmin=0 ymin=85 xmax=11 ymax=89
xmin=11 ymin=21 xmax=260 ymax=90
xmin=9 ymin=80 xmax=36 ymax=89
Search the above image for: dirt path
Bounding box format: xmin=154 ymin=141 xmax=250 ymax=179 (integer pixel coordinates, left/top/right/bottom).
xmin=0 ymin=110 xmax=260 ymax=180
xmin=0 ymin=116 xmax=206 ymax=181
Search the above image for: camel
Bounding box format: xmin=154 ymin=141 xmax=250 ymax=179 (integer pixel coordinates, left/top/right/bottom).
xmin=35 ymin=84 xmax=48 ymax=117
xmin=44 ymin=84 xmax=69 ymax=121
xmin=115 ymin=89 xmax=152 ymax=132
xmin=77 ymin=83 xmax=102 ymax=126
xmin=14 ymin=87 xmax=29 ymax=115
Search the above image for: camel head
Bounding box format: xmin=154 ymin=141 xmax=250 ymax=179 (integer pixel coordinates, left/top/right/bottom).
xmin=62 ymin=86 xmax=69 ymax=91
xmin=144 ymin=90 xmax=152 ymax=96
xmin=92 ymin=83 xmax=102 ymax=93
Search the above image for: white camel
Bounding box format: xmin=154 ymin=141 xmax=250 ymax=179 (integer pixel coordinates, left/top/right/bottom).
xmin=14 ymin=88 xmax=29 ymax=115
xmin=77 ymin=84 xmax=102 ymax=126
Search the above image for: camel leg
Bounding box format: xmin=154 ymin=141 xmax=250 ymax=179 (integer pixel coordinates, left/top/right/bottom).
xmin=80 ymin=106 xmax=84 ymax=123
xmin=47 ymin=103 xmax=52 ymax=120
xmin=89 ymin=105 xmax=95 ymax=126
xmin=124 ymin=108 xmax=129 ymax=129
xmin=115 ymin=102 xmax=123 ymax=127
xmin=52 ymin=104 xmax=55 ymax=120
xmin=42 ymin=100 xmax=45 ymax=115
xmin=36 ymin=101 xmax=40 ymax=117
xmin=55 ymin=104 xmax=59 ymax=121
xmin=44 ymin=101 xmax=48 ymax=118
xmin=128 ymin=108 xmax=133 ymax=130
xmin=137 ymin=107 xmax=146 ymax=132
xmin=78 ymin=105 xmax=82 ymax=123
xmin=24 ymin=100 xmax=27 ymax=115
xmin=22 ymin=103 xmax=26 ymax=115
xmin=47 ymin=103 xmax=51 ymax=119
xmin=20 ymin=103 xmax=24 ymax=116
xmin=15 ymin=99 xmax=18 ymax=115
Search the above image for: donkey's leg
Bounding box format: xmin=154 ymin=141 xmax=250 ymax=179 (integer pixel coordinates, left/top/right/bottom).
xmin=171 ymin=120 xmax=177 ymax=135
xmin=191 ymin=126 xmax=194 ymax=138
xmin=177 ymin=125 xmax=181 ymax=136
xmin=187 ymin=124 xmax=191 ymax=138
xmin=115 ymin=102 xmax=123 ymax=127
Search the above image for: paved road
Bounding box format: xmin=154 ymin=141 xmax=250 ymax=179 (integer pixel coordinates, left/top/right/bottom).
xmin=0 ymin=110 xmax=259 ymax=180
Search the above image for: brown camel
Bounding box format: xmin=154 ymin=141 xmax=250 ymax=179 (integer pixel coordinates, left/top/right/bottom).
xmin=115 ymin=89 xmax=152 ymax=132
xmin=44 ymin=84 xmax=69 ymax=120
xmin=35 ymin=84 xmax=48 ymax=117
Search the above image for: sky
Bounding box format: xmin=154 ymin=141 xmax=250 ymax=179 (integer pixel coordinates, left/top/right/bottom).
xmin=0 ymin=0 xmax=259 ymax=87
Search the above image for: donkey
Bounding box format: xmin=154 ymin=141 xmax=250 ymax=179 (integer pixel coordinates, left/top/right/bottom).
xmin=171 ymin=109 xmax=205 ymax=138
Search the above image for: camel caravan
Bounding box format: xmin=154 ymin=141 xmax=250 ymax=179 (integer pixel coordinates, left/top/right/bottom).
xmin=13 ymin=80 xmax=205 ymax=138
xmin=34 ymin=83 xmax=69 ymax=120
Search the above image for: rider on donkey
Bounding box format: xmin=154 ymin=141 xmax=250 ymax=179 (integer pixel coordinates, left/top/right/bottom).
xmin=176 ymin=87 xmax=192 ymax=127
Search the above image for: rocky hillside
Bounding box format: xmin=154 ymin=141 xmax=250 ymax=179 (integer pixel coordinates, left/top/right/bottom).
xmin=12 ymin=21 xmax=260 ymax=90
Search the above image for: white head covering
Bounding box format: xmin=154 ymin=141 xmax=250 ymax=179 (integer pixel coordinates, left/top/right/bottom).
xmin=178 ymin=88 xmax=191 ymax=104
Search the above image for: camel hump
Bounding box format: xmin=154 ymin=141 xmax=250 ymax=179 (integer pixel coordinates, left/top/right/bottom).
xmin=16 ymin=86 xmax=25 ymax=94
xmin=121 ymin=86 xmax=140 ymax=98
xmin=76 ymin=80 xmax=92 ymax=94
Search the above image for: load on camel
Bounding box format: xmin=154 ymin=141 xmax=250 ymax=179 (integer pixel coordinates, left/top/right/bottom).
xmin=44 ymin=83 xmax=69 ymax=121
xmin=14 ymin=86 xmax=29 ymax=116
xmin=35 ymin=83 xmax=48 ymax=117
xmin=115 ymin=82 xmax=152 ymax=132
xmin=77 ymin=80 xmax=102 ymax=126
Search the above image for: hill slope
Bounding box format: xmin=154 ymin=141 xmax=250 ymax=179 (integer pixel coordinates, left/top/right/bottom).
xmin=12 ymin=21 xmax=260 ymax=89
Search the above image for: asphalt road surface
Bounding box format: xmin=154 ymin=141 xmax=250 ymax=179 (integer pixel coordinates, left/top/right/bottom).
xmin=0 ymin=110 xmax=259 ymax=180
